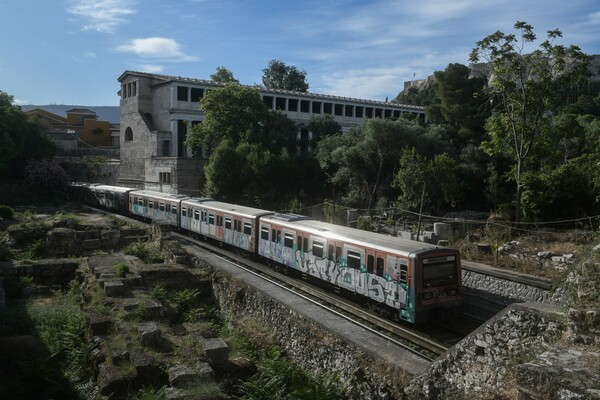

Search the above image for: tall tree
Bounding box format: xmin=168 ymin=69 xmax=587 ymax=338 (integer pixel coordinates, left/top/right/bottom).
xmin=262 ymin=60 xmax=309 ymax=92
xmin=469 ymin=21 xmax=589 ymax=222
xmin=210 ymin=66 xmax=239 ymax=84
xmin=306 ymin=114 xmax=342 ymax=142
xmin=0 ymin=91 xmax=56 ymax=178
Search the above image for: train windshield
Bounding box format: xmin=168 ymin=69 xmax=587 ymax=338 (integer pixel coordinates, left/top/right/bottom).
xmin=422 ymin=261 xmax=456 ymax=288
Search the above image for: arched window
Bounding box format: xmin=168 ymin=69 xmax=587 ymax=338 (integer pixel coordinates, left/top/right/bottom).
xmin=124 ymin=127 xmax=133 ymax=141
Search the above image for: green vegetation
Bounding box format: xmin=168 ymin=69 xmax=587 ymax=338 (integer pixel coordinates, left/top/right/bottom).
xmin=262 ymin=59 xmax=309 ymax=92
xmin=0 ymin=204 xmax=14 ymax=219
xmin=0 ymin=91 xmax=56 ymax=179
xmin=115 ymin=262 xmax=130 ymax=277
xmin=125 ymin=240 xmax=163 ymax=263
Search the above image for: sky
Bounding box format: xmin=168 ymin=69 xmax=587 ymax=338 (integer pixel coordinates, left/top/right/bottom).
xmin=1 ymin=0 xmax=600 ymax=106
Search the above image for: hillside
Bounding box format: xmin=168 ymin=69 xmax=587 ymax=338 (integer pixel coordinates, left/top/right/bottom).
xmin=20 ymin=104 xmax=120 ymax=124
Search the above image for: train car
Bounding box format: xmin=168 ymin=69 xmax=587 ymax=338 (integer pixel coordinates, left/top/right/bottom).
xmin=258 ymin=213 xmax=461 ymax=324
xmin=129 ymin=190 xmax=189 ymax=227
xmin=180 ymin=199 xmax=273 ymax=254
xmin=88 ymin=184 xmax=134 ymax=214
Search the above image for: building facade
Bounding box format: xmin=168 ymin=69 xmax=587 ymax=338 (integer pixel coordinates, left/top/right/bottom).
xmin=118 ymin=70 xmax=426 ymax=196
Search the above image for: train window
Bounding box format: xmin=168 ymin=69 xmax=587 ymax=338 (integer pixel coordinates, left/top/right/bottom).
xmin=276 ymin=230 xmax=281 ymax=244
xmin=208 ymin=214 xmax=215 ymax=225
xmin=148 ymin=200 xmax=153 ymax=209
xmin=328 ymin=245 xmax=334 ymax=261
xmin=159 ymin=203 xmax=165 ymax=212
xmin=244 ymin=223 xmax=252 ymax=235
xmin=138 ymin=199 xmax=143 ymax=206
xmin=348 ymin=250 xmax=361 ymax=269
xmin=182 ymin=207 xmax=187 ymax=217
xmin=225 ymin=218 xmax=232 ymax=229
xmin=336 ymin=246 xmax=341 ymax=262
xmin=284 ymin=233 xmax=294 ymax=248
xmin=271 ymin=229 xmax=276 ymax=242
xmin=194 ymin=210 xmax=200 ymax=221
xmin=303 ymin=237 xmax=308 ymax=252
xmin=400 ymin=264 xmax=408 ymax=284
xmin=261 ymin=226 xmax=269 ymax=240
xmin=298 ymin=235 xmax=303 ymax=252
xmin=377 ymin=257 xmax=384 ymax=276
xmin=144 ymin=199 xmax=148 ymax=207
xmin=312 ymin=241 xmax=323 ymax=257
xmin=172 ymin=205 xmax=177 ymax=215
xmin=166 ymin=204 xmax=170 ymax=212
xmin=367 ymin=255 xmax=374 ymax=274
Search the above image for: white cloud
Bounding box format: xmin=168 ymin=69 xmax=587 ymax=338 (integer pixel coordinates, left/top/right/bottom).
xmin=137 ymin=64 xmax=166 ymax=73
xmin=14 ymin=99 xmax=29 ymax=106
xmin=67 ymin=0 xmax=136 ymax=33
xmin=117 ymin=37 xmax=198 ymax=62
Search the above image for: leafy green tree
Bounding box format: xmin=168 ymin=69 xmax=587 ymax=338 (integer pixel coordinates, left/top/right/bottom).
xmin=316 ymin=118 xmax=429 ymax=210
xmin=0 ymin=91 xmax=56 ymax=178
xmin=428 ymin=63 xmax=489 ymax=146
xmin=262 ymin=59 xmax=309 ymax=92
xmin=210 ymin=66 xmax=239 ymax=84
xmin=203 ymin=140 xmax=247 ymax=201
xmin=186 ymin=84 xmax=298 ymax=156
xmin=306 ymin=114 xmax=342 ymax=142
xmin=470 ymin=21 xmax=590 ymax=222
xmin=393 ymin=148 xmax=461 ymax=214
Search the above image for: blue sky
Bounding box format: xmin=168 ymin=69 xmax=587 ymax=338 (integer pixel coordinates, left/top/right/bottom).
xmin=1 ymin=0 xmax=599 ymax=106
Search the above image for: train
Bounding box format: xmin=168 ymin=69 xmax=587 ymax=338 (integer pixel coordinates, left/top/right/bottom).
xmin=71 ymin=183 xmax=462 ymax=324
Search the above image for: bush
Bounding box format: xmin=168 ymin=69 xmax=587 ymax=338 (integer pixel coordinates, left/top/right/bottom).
xmin=0 ymin=204 xmax=14 ymax=219
xmin=23 ymin=160 xmax=70 ymax=201
xmin=125 ymin=241 xmax=163 ymax=264
xmin=115 ymin=263 xmax=130 ymax=277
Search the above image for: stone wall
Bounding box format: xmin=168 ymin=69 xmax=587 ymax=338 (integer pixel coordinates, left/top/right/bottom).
xmin=60 ymin=160 xmax=120 ymax=186
xmin=405 ymin=302 xmax=567 ymax=400
xmin=191 ymin=256 xmax=412 ymax=400
xmin=461 ymin=266 xmax=566 ymax=308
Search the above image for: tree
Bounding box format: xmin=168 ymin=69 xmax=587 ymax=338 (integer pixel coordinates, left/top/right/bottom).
xmin=392 ymin=148 xmax=461 ymax=215
xmin=306 ymin=114 xmax=342 ymax=142
xmin=0 ymin=91 xmax=56 ymax=178
xmin=470 ymin=21 xmax=589 ymax=222
xmin=262 ymin=60 xmax=309 ymax=92
xmin=316 ymin=118 xmax=428 ymax=210
xmin=210 ymin=66 xmax=239 ymax=84
xmin=186 ymin=84 xmax=271 ymax=154
xmin=24 ymin=159 xmax=70 ymax=201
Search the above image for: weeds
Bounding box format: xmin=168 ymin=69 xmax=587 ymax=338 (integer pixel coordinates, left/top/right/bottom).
xmin=149 ymin=283 xmax=168 ymax=302
xmin=125 ymin=241 xmax=164 ymax=263
xmin=115 ymin=262 xmax=130 ymax=277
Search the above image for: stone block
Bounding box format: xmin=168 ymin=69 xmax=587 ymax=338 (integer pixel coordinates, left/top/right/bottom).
xmin=196 ymin=362 xmax=214 ymax=380
xmin=131 ymin=351 xmax=166 ymax=386
xmin=83 ymin=239 xmax=102 ymax=250
xmin=97 ymin=362 xmax=136 ymax=397
xmin=225 ymin=357 xmax=257 ymax=381
xmin=138 ymin=322 xmax=161 ymax=347
xmin=196 ymin=336 xmax=229 ymax=366
xmin=168 ymin=364 xmax=199 ymax=388
xmin=104 ymin=280 xmax=126 ymax=296
xmin=86 ymin=311 xmax=112 ymax=335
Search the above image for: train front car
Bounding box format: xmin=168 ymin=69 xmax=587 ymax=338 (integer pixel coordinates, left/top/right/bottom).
xmin=411 ymin=248 xmax=461 ymax=324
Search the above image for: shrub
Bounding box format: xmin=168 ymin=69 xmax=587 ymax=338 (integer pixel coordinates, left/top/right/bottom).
xmin=125 ymin=241 xmax=163 ymax=264
xmin=171 ymin=288 xmax=200 ymax=314
xmin=0 ymin=204 xmax=14 ymax=219
xmin=149 ymin=283 xmax=168 ymax=302
xmin=23 ymin=160 xmax=70 ymax=201
xmin=115 ymin=263 xmax=130 ymax=277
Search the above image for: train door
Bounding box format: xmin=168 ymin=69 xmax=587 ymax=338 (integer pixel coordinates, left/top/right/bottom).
xmin=258 ymin=223 xmax=271 ymax=258
xmin=385 ymin=255 xmax=409 ymax=313
xmin=223 ymin=215 xmax=233 ymax=245
xmin=207 ymin=211 xmax=216 ymax=237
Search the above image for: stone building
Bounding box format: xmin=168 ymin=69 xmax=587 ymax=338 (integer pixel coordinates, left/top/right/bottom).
xmin=117 ymin=70 xmax=426 ymax=196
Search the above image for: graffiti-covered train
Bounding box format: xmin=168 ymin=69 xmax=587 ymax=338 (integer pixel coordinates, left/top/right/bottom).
xmin=71 ymin=183 xmax=462 ymax=324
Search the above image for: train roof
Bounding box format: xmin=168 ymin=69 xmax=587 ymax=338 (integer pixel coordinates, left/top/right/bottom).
xmin=90 ymin=184 xmax=135 ymax=194
xmin=261 ymin=214 xmax=451 ymax=257
xmin=180 ymin=199 xmax=273 ymax=219
xmin=130 ymin=189 xmax=189 ymax=201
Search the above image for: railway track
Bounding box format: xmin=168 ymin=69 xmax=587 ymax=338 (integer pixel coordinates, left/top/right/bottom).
xmin=173 ymin=232 xmax=457 ymax=361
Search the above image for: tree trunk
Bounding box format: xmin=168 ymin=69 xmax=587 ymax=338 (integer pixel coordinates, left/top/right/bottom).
xmin=515 ymin=157 xmax=523 ymax=224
